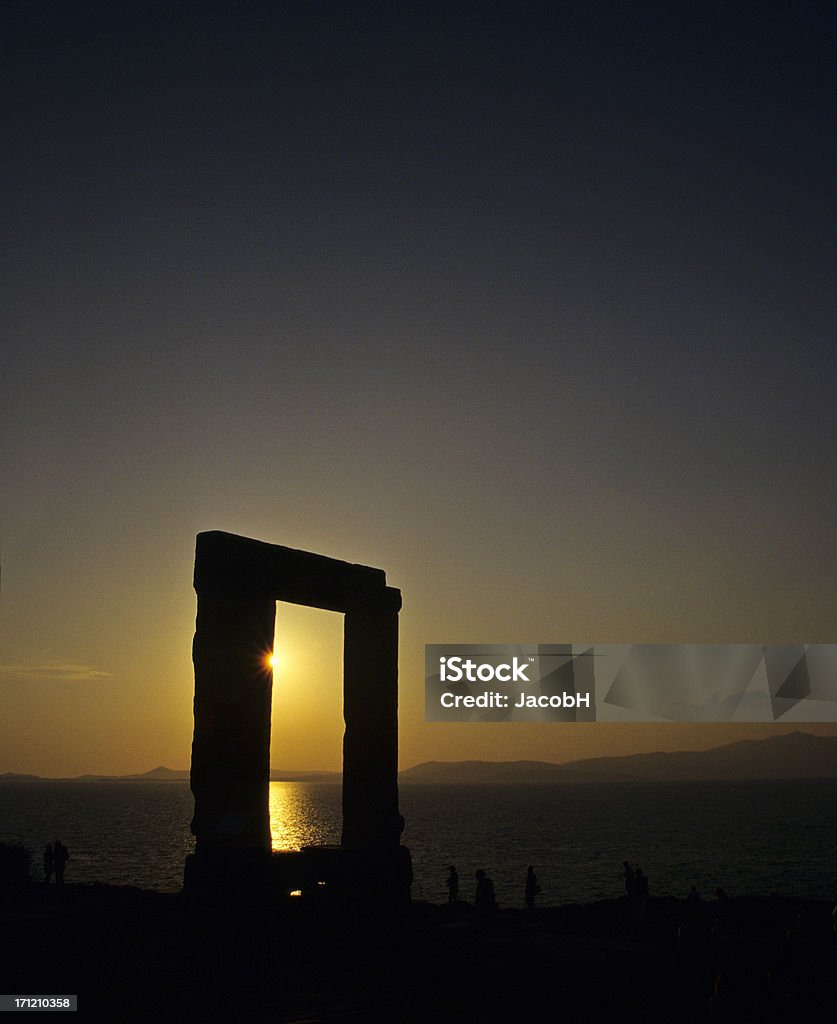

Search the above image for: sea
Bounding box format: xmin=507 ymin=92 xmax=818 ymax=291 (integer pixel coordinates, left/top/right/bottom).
xmin=1 ymin=780 xmax=835 ymax=906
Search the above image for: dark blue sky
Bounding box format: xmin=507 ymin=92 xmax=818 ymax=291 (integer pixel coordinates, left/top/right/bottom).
xmin=2 ymin=1 xmax=835 ymax=773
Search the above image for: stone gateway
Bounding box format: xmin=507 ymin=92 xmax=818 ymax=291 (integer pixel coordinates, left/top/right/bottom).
xmin=186 ymin=531 xmax=408 ymax=905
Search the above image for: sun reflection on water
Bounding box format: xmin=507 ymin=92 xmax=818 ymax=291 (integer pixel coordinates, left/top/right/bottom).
xmin=268 ymin=781 xmax=342 ymax=852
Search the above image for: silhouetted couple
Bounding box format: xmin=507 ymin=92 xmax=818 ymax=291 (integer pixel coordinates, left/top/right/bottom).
xmin=44 ymin=841 xmax=69 ymax=884
xmin=622 ymin=861 xmax=648 ymax=919
xmin=623 ymin=861 xmax=648 ymax=894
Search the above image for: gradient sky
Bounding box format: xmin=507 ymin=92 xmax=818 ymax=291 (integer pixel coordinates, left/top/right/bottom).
xmin=2 ymin=1 xmax=835 ymax=776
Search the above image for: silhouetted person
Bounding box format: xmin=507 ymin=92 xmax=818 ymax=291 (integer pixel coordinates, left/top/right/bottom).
xmin=53 ymin=840 xmax=69 ymax=885
xmin=446 ymin=865 xmax=459 ymax=903
xmin=632 ymin=866 xmax=648 ymax=919
xmin=43 ymin=843 xmax=53 ymax=884
xmin=474 ymin=869 xmax=497 ymax=914
xmin=524 ymin=865 xmax=540 ymax=910
xmin=622 ymin=860 xmax=635 ymax=897
xmin=687 ymin=885 xmax=701 ymax=907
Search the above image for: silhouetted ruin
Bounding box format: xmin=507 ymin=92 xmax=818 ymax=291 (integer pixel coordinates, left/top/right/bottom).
xmin=185 ymin=531 xmax=408 ymax=905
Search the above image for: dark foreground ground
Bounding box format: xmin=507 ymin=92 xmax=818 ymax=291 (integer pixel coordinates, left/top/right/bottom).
xmin=1 ymin=883 xmax=834 ymax=1022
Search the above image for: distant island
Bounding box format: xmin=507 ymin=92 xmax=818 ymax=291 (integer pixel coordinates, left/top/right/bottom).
xmin=3 ymin=731 xmax=836 ymax=784
xmin=401 ymin=730 xmax=837 ymax=783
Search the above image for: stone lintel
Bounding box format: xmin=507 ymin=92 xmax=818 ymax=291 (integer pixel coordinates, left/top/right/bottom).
xmin=194 ymin=530 xmax=389 ymax=611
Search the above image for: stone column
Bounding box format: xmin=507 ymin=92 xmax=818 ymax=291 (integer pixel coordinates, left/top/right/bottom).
xmin=190 ymin=589 xmax=276 ymax=860
xmin=341 ymin=586 xmax=402 ymax=851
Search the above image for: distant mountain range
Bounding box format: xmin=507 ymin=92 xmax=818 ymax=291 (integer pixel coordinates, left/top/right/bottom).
xmin=0 ymin=766 xmax=340 ymax=784
xmin=399 ymin=732 xmax=837 ymax=783
xmin=2 ymin=731 xmax=835 ymax=784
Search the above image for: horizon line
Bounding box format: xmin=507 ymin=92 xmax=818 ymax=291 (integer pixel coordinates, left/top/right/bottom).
xmin=3 ymin=728 xmax=832 ymax=780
